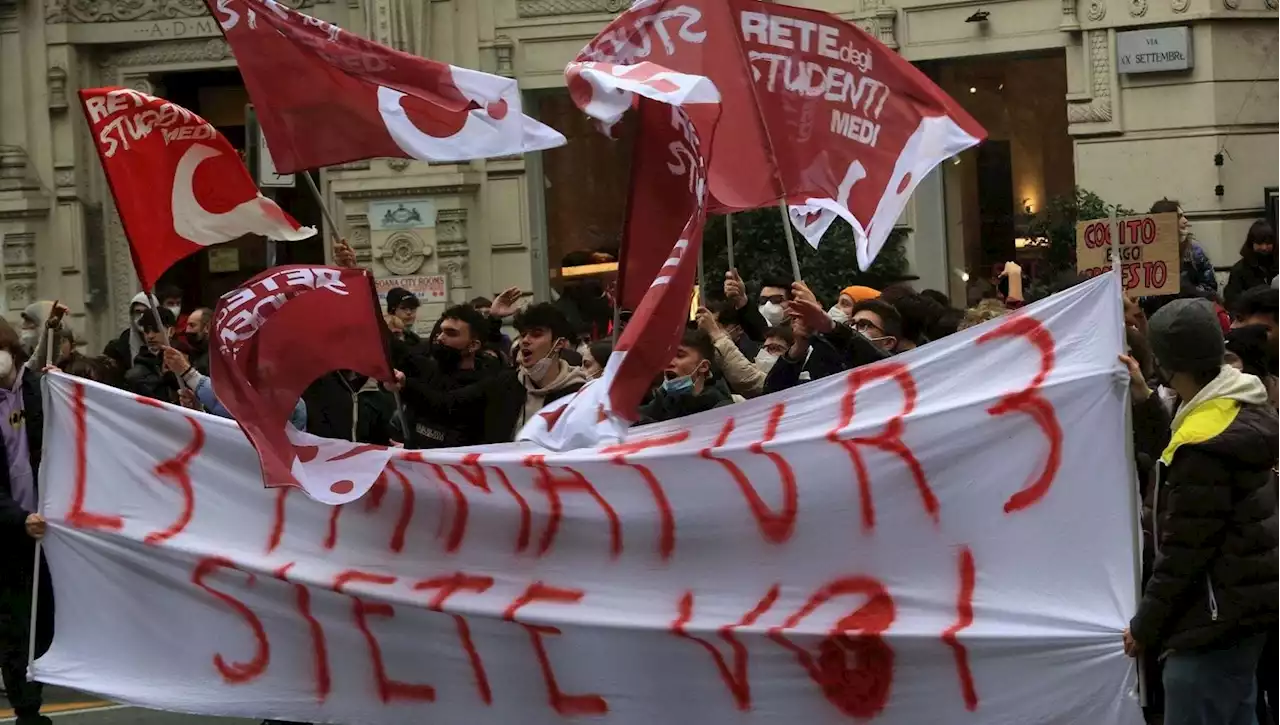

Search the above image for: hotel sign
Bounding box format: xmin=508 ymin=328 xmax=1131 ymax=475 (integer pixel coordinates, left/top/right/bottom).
xmin=1117 ymin=27 xmax=1193 ymax=74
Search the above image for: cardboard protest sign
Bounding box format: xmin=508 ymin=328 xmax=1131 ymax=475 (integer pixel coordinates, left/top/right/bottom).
xmin=1076 ymin=212 xmax=1180 ymax=295
xmin=33 ymin=274 xmax=1141 ymax=725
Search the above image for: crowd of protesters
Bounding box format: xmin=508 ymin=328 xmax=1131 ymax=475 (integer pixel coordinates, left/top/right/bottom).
xmin=0 ymin=201 xmax=1274 ymax=725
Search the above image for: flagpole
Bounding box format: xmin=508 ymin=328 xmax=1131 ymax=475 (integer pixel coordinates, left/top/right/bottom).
xmin=697 ymin=241 xmax=706 ymax=307
xmin=302 ymin=171 xmax=342 ymax=244
xmin=27 ymin=302 xmax=52 ymax=674
xmin=26 ymin=540 xmax=41 ymax=680
xmin=725 ymin=212 xmax=735 ymax=273
xmin=777 ymin=200 xmax=803 ymax=283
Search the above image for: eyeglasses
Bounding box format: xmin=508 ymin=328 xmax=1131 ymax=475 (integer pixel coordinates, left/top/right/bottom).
xmin=758 ymin=294 xmax=786 ymax=305
xmin=852 ymin=318 xmax=885 ymax=336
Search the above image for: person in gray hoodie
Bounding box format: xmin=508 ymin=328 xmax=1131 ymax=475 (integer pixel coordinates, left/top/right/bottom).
xmin=103 ymin=292 xmax=159 ymax=373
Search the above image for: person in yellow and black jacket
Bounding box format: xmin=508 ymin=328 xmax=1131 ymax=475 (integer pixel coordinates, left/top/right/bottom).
xmin=1124 ymin=298 xmax=1278 ymax=725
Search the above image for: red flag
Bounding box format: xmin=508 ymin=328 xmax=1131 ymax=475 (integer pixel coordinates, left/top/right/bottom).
xmin=206 ymin=0 xmax=565 ymax=173
xmin=79 ymin=87 xmax=315 ymax=291
xmin=520 ymin=65 xmax=720 ymax=450
xmin=615 ymin=101 xmax=694 ymax=312
xmin=210 ymin=265 xmax=394 ymax=504
xmin=575 ymin=0 xmax=986 ymax=269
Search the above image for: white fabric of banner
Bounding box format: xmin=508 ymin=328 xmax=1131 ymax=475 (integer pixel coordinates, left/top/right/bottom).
xmin=32 ymin=274 xmax=1142 ymax=725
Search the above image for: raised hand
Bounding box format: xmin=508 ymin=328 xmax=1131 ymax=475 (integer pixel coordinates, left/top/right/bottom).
xmin=333 ymin=238 xmax=357 ymax=268
xmin=785 ymin=298 xmax=833 ymax=335
xmin=160 ymin=345 xmax=190 ymax=375
xmin=724 ymin=269 xmax=747 ymax=310
xmin=694 ymin=306 xmax=724 ymax=339
xmin=791 ymin=281 xmax=817 ymax=306
xmin=489 ymin=287 xmax=523 ymax=319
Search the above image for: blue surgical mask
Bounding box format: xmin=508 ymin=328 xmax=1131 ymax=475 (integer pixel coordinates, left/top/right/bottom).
xmin=661 ymin=374 xmax=694 ymax=396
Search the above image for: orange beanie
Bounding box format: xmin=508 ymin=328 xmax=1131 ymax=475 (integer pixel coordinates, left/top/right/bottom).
xmin=839 ymin=285 xmax=881 ymax=303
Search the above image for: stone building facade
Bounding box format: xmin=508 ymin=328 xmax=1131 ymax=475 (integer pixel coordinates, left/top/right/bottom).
xmin=0 ymin=0 xmax=1275 ymax=347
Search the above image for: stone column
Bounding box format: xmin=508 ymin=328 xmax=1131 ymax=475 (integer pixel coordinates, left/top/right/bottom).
xmin=0 ymin=0 xmax=35 ymax=194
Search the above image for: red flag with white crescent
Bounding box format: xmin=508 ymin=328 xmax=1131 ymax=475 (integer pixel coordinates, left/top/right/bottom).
xmin=205 ymin=0 xmax=565 ymax=172
xmin=79 ymin=87 xmax=315 ymax=291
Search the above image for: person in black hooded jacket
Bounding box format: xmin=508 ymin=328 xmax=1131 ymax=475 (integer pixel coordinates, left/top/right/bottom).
xmin=123 ymin=307 xmax=179 ymax=404
xmin=399 ymin=304 xmax=506 ymax=448
xmin=1224 ymin=220 xmax=1277 ymax=310
xmin=1125 ymin=299 xmax=1278 ymax=725
xmin=636 ymin=329 xmax=734 ymax=424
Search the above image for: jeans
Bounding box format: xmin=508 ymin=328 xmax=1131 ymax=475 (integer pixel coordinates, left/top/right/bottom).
xmin=1164 ymin=634 xmax=1268 ymax=725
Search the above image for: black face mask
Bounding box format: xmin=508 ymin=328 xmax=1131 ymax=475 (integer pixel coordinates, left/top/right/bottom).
xmin=431 ymin=342 xmax=464 ymax=370
xmin=187 ymin=334 xmax=208 ymax=353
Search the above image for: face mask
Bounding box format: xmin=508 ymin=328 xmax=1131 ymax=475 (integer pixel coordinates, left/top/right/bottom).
xmin=525 ymin=353 xmax=557 ymax=380
xmin=166 ymin=305 xmax=182 ymax=318
xmin=754 ymin=350 xmax=779 ymax=373
xmin=758 ymin=302 xmax=786 ymax=327
xmin=431 ymin=342 xmax=464 ymax=369
xmin=19 ymin=329 xmax=38 ymax=352
xmin=661 ymin=374 xmax=694 ymax=396
xmin=828 ymin=306 xmax=850 ymax=325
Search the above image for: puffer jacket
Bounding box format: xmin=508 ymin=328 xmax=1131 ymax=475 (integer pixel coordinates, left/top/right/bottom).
xmin=1131 ymin=366 xmax=1278 ymax=653
xmin=712 ymin=333 xmax=765 ymax=398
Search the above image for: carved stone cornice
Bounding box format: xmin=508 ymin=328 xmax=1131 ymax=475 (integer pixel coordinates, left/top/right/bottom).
xmin=516 ymin=0 xmax=628 ymax=18
xmin=99 ymin=37 xmax=231 ymax=76
xmin=47 ymin=0 xmax=331 ymax=24
xmin=335 ymin=185 xmax=476 ymax=201
xmin=854 ymin=3 xmax=898 ymax=51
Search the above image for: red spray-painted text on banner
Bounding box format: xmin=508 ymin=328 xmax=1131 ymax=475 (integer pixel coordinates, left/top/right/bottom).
xmin=33 ymin=275 xmax=1138 ymax=725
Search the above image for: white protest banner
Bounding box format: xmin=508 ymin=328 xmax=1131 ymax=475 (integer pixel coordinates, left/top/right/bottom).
xmin=33 ymin=274 xmax=1141 ymax=725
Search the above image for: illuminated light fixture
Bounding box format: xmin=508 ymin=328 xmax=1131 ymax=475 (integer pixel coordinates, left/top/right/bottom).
xmin=998 ymin=83 xmax=1005 ymax=90
xmin=969 ymin=87 xmax=977 ymax=94
xmin=557 ymin=262 xmax=618 ymax=278
xmin=965 ymin=9 xmax=990 ymax=22
xmin=954 ymin=268 xmax=971 ymax=283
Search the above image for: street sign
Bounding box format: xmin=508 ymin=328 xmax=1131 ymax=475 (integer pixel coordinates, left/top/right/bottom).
xmin=245 ymin=105 xmax=294 ymax=188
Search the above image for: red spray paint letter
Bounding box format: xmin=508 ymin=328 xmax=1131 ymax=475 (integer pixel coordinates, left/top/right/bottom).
xmin=444 ymin=453 xmax=532 ymax=554
xmin=334 ymin=571 xmax=435 ymax=703
xmin=67 ymin=382 xmax=124 ymax=531
xmin=672 ymin=585 xmax=779 ymax=710
xmin=144 ymin=416 xmax=205 ymax=545
xmin=699 ymin=405 xmax=798 ymax=544
xmin=324 ymin=465 xmax=415 ymax=554
xmin=415 ymin=572 xmax=497 ymax=704
xmin=770 ymin=576 xmax=896 ymax=719
xmin=976 ymin=315 xmax=1062 ymax=513
xmin=601 ymin=430 xmax=689 ymax=560
xmin=825 ymin=363 xmax=936 ymax=531
xmin=503 ymin=582 xmax=608 ymax=716
xmin=192 ymin=557 xmax=269 ymax=684
xmin=273 ymin=563 xmax=331 ymax=702
xmin=267 ymin=487 xmax=290 ymax=554
xmin=524 ymin=456 xmax=620 ymax=558
xmin=942 ymin=546 xmax=979 ymax=711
